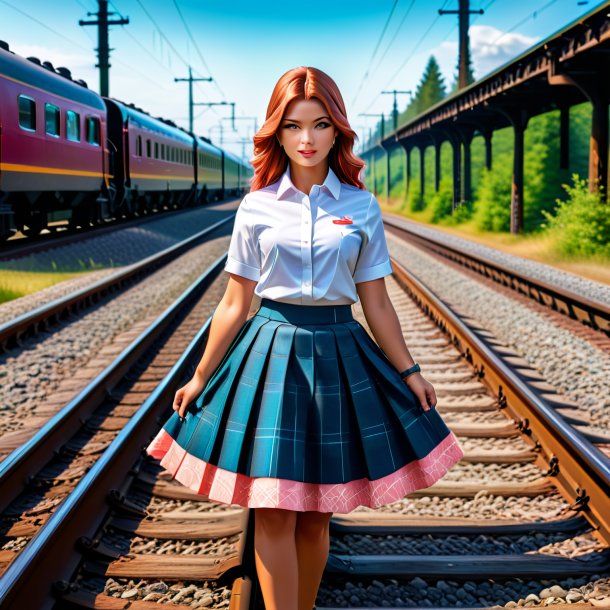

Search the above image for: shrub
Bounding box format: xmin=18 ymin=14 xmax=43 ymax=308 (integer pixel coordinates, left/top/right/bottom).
xmin=429 ymin=177 xmax=454 ymax=223
xmin=473 ymin=165 xmax=511 ymax=232
xmin=541 ymin=174 xmax=610 ymax=258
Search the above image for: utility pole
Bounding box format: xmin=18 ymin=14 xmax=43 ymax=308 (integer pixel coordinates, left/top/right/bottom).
xmin=381 ymin=90 xmax=412 ymax=131
xmin=439 ymin=0 xmax=483 ymax=89
xmin=79 ymin=0 xmax=129 ymax=97
xmin=175 ymin=67 xmax=213 ymax=133
xmin=195 ymin=102 xmax=236 ymax=130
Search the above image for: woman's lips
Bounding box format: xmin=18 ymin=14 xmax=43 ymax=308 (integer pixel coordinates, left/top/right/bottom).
xmin=298 ymin=150 xmax=317 ymax=157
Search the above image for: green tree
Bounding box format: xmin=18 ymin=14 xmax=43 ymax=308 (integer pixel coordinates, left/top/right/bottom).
xmin=399 ymin=56 xmax=447 ymax=124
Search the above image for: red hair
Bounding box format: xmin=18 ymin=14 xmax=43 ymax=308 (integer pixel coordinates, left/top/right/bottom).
xmin=249 ymin=66 xmax=366 ymax=192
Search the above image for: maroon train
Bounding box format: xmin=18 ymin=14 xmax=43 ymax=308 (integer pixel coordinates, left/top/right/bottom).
xmin=0 ymin=40 xmax=252 ymax=241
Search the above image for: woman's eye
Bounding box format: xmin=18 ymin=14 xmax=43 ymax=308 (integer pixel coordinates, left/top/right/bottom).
xmin=283 ymin=122 xmax=331 ymax=129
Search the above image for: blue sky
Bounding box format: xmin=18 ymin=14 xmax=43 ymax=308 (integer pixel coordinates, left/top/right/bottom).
xmin=1 ymin=0 xmax=604 ymax=162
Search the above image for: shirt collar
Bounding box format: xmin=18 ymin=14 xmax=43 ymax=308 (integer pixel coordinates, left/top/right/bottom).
xmin=276 ymin=164 xmax=341 ymax=201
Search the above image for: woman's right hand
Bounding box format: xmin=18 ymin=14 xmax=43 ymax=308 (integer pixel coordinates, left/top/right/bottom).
xmin=173 ymin=372 xmax=207 ymax=419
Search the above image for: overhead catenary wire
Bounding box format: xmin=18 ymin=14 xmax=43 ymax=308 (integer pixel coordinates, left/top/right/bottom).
xmin=370 ymin=0 xmax=418 ymax=77
xmin=0 ymin=0 xmax=174 ymax=93
xmin=350 ymin=0 xmax=401 ymax=109
xmin=117 ymin=0 xmax=226 ymax=129
xmin=171 ymin=0 xmax=227 ymax=102
xmin=361 ymin=0 xmax=565 ymax=121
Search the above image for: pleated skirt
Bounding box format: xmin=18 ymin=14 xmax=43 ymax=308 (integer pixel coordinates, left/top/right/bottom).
xmin=146 ymin=297 xmax=465 ymax=513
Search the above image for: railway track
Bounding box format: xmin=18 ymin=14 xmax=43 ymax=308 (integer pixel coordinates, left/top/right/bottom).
xmin=0 ymin=202 xmax=237 ymax=262
xmin=311 ymin=257 xmax=610 ymax=609
xmin=0 ymin=248 xmax=256 ymax=609
xmin=0 ymin=224 xmax=608 ymax=609
xmin=0 ymin=212 xmax=235 ymax=353
xmin=383 ymin=215 xmax=610 ymax=341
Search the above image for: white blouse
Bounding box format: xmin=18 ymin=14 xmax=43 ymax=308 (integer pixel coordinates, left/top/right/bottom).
xmin=223 ymin=164 xmax=393 ymax=305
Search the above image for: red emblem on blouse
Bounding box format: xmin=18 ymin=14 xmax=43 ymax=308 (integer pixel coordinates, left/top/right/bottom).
xmin=332 ymin=215 xmax=353 ymax=224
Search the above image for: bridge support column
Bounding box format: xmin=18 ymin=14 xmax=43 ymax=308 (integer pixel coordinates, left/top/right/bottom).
xmin=455 ymin=127 xmax=475 ymax=203
xmin=434 ymin=139 xmax=442 ymax=192
xmin=547 ymin=66 xmax=609 ymax=201
xmin=419 ymin=144 xmax=426 ymax=205
xmin=483 ymin=130 xmax=493 ymax=171
xmin=437 ymin=129 xmax=463 ymax=211
xmin=397 ymin=139 xmax=412 ymax=201
xmin=490 ymin=107 xmax=529 ymax=233
xmin=559 ymin=105 xmax=570 ymax=170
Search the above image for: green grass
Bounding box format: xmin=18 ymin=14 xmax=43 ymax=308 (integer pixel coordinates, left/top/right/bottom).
xmin=0 ymin=270 xmax=97 ymax=305
xmin=382 ymin=196 xmax=610 ymax=286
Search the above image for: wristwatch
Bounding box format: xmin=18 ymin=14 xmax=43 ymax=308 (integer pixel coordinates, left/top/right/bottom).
xmin=399 ymin=363 xmax=421 ymax=379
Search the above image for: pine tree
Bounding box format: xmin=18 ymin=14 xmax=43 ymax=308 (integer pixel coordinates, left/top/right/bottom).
xmin=399 ymin=56 xmax=447 ymax=124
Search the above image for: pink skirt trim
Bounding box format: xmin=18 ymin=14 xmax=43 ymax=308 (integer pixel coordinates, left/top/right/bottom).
xmin=146 ymin=428 xmax=465 ymax=513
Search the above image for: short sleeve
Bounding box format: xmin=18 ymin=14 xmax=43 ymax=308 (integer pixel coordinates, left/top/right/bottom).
xmin=224 ymin=196 xmax=261 ymax=281
xmin=352 ymin=194 xmax=393 ymax=284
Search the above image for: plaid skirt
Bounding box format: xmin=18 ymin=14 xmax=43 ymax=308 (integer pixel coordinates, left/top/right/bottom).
xmin=146 ymin=297 xmax=464 ymax=513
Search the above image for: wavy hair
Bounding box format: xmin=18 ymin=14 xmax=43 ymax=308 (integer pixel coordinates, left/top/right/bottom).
xmin=249 ymin=66 xmax=366 ymax=192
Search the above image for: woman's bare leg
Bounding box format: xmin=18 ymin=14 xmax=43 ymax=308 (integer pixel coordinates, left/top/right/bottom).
xmin=254 ymin=507 xmax=298 ymax=610
xmin=295 ymin=511 xmax=332 ymax=610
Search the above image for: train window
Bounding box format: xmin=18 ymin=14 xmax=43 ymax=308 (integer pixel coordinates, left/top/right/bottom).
xmin=45 ymin=103 xmax=60 ymax=136
xmin=154 ymin=142 xmax=159 ymax=159
xmin=66 ymin=110 xmax=80 ymax=141
xmin=147 ymin=139 xmax=151 ymax=158
xmin=161 ymin=143 xmax=165 ymax=160
xmin=85 ymin=116 xmax=100 ymax=145
xmin=18 ymin=95 xmax=36 ymax=131
xmin=136 ymin=135 xmax=142 ymax=156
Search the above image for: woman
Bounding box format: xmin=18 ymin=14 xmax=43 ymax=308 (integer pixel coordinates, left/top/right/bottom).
xmin=146 ymin=66 xmax=464 ymax=610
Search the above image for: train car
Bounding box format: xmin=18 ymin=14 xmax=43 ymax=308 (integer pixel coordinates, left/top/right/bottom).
xmin=104 ymin=99 xmax=197 ymax=215
xmin=0 ymin=39 xmax=253 ymax=241
xmin=222 ymin=149 xmax=243 ymax=197
xmin=0 ymin=40 xmax=109 ymax=239
xmin=240 ymin=161 xmax=254 ymax=191
xmin=194 ymin=136 xmax=223 ymax=203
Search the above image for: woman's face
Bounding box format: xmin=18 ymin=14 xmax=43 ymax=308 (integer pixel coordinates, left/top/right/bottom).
xmin=277 ymin=98 xmax=338 ymax=168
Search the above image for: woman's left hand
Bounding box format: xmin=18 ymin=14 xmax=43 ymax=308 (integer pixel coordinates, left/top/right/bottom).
xmin=404 ymin=372 xmax=437 ymax=412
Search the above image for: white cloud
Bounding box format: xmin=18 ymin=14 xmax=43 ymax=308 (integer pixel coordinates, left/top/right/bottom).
xmin=423 ymin=25 xmax=537 ymax=87
xmin=470 ymin=25 xmax=537 ymax=78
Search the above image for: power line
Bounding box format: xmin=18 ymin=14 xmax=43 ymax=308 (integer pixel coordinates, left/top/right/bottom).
xmin=360 ymin=9 xmax=444 ymax=116
xmin=350 ymin=0 xmax=400 ymax=108
xmin=1 ymin=0 xmax=91 ymax=52
xmin=115 ymin=21 xmax=174 ymax=78
xmin=488 ymin=0 xmax=559 ymax=45
xmin=127 ymin=0 xmax=222 ymax=124
xmin=370 ymin=0 xmax=418 ymax=76
xmin=171 ymin=0 xmax=227 ymax=101
xmin=132 ymin=0 xmax=189 ymax=68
